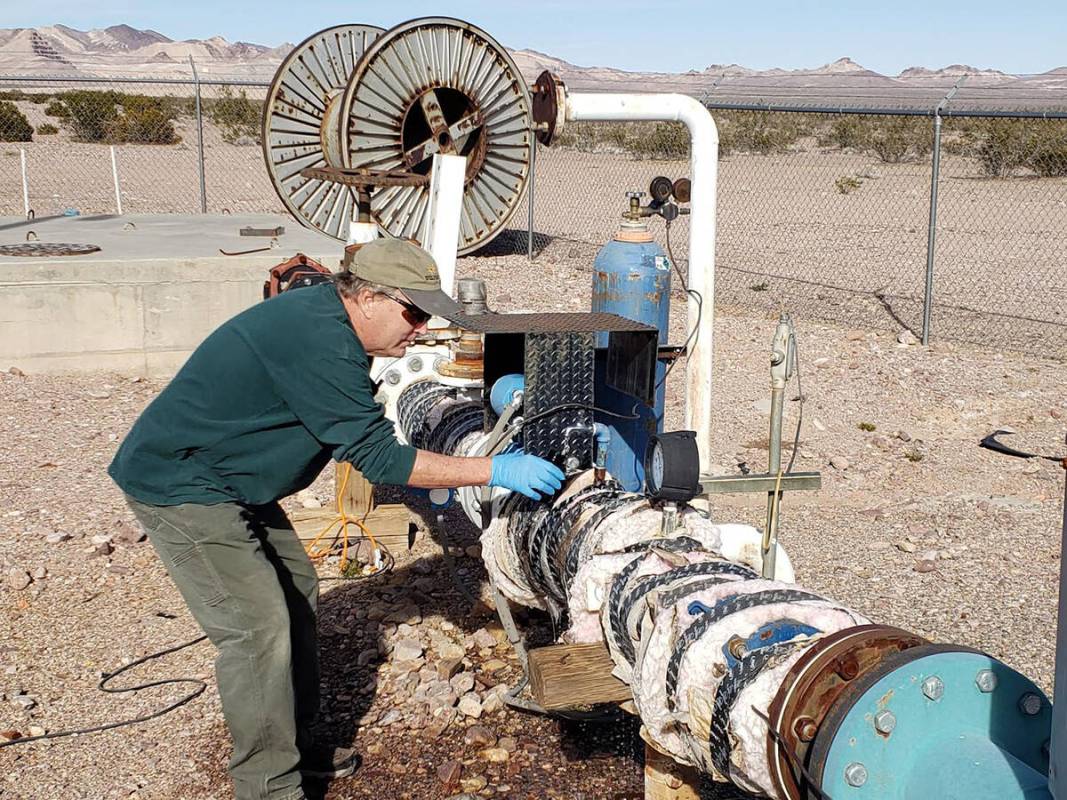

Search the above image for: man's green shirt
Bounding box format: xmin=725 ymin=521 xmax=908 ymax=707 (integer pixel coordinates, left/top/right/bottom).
xmin=109 ymin=282 xmax=417 ymax=506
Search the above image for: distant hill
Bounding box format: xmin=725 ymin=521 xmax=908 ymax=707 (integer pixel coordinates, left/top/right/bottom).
xmin=0 ymin=24 xmax=1064 ymax=111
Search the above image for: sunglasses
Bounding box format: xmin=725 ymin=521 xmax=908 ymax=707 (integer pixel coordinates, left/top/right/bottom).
xmin=380 ymin=292 xmax=432 ymax=325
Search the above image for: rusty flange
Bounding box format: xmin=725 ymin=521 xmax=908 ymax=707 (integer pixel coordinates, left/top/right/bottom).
xmin=531 ymin=70 xmax=567 ymax=146
xmin=765 ymin=624 xmax=928 ymax=800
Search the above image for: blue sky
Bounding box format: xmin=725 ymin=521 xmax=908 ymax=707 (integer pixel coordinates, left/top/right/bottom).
xmin=7 ymin=1 xmax=1067 ymax=75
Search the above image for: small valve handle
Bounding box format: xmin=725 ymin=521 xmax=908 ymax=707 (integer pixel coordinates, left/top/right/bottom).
xmin=626 ymin=191 xmax=646 ymax=200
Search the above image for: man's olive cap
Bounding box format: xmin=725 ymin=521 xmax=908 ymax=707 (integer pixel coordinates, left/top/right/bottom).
xmin=350 ymin=238 xmax=463 ymax=320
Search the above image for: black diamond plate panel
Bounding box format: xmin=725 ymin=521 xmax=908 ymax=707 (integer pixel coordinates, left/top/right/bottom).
xmin=523 ymin=332 xmax=594 ymax=470
xmin=456 ymin=311 xmax=654 ymax=334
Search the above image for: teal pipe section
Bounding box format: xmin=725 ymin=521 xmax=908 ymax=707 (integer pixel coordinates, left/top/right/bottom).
xmin=819 ymin=649 xmax=1051 ymax=799
xmin=905 ymin=736 xmax=1050 ymax=799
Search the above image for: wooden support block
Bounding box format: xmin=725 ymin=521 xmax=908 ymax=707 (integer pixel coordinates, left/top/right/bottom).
xmin=290 ymin=504 xmax=414 ymax=552
xmin=527 ymin=642 xmax=632 ymax=710
xmin=643 ymin=741 xmax=702 ymax=800
xmin=335 ymin=462 xmax=374 ymax=517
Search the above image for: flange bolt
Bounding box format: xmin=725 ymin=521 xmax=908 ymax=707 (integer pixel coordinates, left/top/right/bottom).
xmin=408 ymin=356 xmax=424 ymax=373
xmin=1019 ymin=692 xmax=1043 ymax=716
xmin=975 ymin=669 xmax=997 ymax=693
xmin=844 ymin=762 xmax=868 ymax=787
xmin=873 ymin=710 xmax=896 ymax=734
xmin=384 ymin=370 xmax=401 ymax=386
xmin=921 ymin=676 xmax=944 ymax=701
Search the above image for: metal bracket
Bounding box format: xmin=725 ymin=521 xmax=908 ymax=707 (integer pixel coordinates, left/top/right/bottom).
xmin=701 ymin=471 xmax=821 ymax=495
xmin=240 ymin=225 xmax=285 ymax=237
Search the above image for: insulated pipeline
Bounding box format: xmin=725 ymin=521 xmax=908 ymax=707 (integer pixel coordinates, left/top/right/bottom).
xmin=391 ymin=374 xmax=1052 ymax=800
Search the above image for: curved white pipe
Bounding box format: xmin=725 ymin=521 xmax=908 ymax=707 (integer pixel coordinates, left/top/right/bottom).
xmin=564 ymin=93 xmax=718 ymax=473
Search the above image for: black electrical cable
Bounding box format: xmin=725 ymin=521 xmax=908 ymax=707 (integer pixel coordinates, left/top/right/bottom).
xmin=660 ymin=219 xmax=703 ymax=390
xmin=749 ymin=705 xmax=835 ymax=800
xmin=519 ymin=403 xmax=642 ymax=426
xmin=785 ymin=325 xmax=804 ymax=475
xmin=0 ymin=634 xmax=208 ymax=749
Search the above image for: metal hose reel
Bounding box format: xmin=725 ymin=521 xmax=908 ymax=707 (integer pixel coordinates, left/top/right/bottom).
xmin=262 ymin=25 xmax=385 ymax=240
xmin=263 ymin=17 xmax=534 ymax=254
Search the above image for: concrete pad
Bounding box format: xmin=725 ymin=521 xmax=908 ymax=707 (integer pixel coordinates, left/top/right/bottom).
xmin=0 ymin=214 xmax=344 ymax=375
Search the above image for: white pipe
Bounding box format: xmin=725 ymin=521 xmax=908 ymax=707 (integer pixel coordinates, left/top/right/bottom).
xmin=110 ymin=145 xmax=123 ymax=216
xmin=422 ymin=153 xmax=467 ymax=299
xmin=565 ymin=93 xmax=718 ymax=473
xmin=19 ymin=148 xmax=29 ymax=217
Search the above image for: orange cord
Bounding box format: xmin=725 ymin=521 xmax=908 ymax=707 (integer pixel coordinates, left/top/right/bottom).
xmin=303 ymin=463 xmax=380 ymax=572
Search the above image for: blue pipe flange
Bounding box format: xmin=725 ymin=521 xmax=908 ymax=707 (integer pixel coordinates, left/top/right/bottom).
xmin=489 ymin=373 xmax=525 ymax=416
xmin=811 ymin=643 xmax=1052 ymax=800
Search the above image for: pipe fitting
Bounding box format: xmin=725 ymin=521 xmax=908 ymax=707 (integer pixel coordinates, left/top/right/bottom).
xmin=873 ymin=709 xmax=897 ymax=735
xmin=975 ymin=669 xmax=997 ymax=693
xmin=922 ymin=675 xmax=945 ymax=701
xmin=844 ymin=762 xmax=868 ymax=787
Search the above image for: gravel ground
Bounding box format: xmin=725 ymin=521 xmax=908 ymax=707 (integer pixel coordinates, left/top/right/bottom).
xmin=0 ymin=244 xmax=1065 ymax=799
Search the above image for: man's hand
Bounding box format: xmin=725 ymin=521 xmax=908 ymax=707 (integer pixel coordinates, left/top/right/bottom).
xmin=489 ymin=453 xmax=565 ymax=500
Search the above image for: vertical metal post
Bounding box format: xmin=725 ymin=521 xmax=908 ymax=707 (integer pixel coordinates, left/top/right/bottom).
xmin=762 ymin=315 xmax=793 ymax=580
xmin=19 ymin=148 xmax=29 ymax=218
xmin=922 ymin=76 xmax=965 ymax=346
xmin=527 ymin=138 xmax=536 ymax=260
xmin=922 ymin=112 xmax=942 ymax=346
xmin=189 ymin=56 xmax=208 ymax=213
xmin=1050 ymin=437 xmax=1067 ymax=799
xmin=109 ymin=145 xmax=122 ymax=215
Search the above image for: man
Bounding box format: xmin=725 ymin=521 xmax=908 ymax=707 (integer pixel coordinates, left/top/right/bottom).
xmin=109 ymin=238 xmax=563 ymax=800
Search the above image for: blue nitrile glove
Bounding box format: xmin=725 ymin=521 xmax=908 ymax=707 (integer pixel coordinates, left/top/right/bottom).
xmin=489 ymin=452 xmax=565 ymax=500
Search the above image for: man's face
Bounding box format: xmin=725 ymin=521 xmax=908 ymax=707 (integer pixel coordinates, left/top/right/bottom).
xmin=355 ymin=288 xmax=431 ymax=357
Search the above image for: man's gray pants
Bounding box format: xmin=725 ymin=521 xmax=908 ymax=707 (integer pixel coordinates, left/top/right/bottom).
xmin=126 ymin=497 xmax=319 ymax=800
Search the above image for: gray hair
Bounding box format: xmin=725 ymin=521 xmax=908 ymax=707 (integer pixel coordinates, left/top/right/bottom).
xmin=332 ymin=270 xmax=395 ymax=301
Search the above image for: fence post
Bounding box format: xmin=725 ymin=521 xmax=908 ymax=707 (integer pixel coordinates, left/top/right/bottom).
xmin=189 ymin=56 xmax=208 ymax=213
xmin=19 ymin=148 xmax=29 ymax=218
xmin=528 ymin=138 xmax=536 ymax=260
xmin=922 ymin=76 xmax=966 ymax=345
xmin=921 ymin=112 xmax=942 ymax=346
xmin=109 ymin=145 xmax=123 ymax=215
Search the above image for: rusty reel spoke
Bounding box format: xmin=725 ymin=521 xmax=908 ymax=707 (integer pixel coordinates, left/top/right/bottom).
xmin=340 ymin=17 xmax=533 ymax=254
xmin=263 ymin=24 xmax=384 ymax=241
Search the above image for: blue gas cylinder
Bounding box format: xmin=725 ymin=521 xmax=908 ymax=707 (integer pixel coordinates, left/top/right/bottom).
xmin=591 ymin=216 xmax=672 ymax=491
xmin=591 ymin=219 xmax=672 ymax=349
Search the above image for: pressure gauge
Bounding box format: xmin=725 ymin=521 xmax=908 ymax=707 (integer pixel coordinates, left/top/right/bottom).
xmin=644 ymin=431 xmax=702 ymax=502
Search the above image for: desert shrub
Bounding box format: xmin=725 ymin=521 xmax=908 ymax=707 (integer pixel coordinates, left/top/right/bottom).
xmin=117 ymin=94 xmax=179 ymax=144
xmin=629 ymin=122 xmax=689 ymax=159
xmin=36 ymin=123 xmax=59 ymax=135
xmin=0 ymin=101 xmax=33 ymax=142
xmin=958 ymin=119 xmax=1032 ymax=177
xmin=835 ymin=175 xmax=863 ymax=194
xmin=715 ymin=111 xmax=804 ymax=155
xmin=62 ymin=90 xmax=122 ymax=141
xmin=818 ymin=115 xmax=870 ymax=150
xmin=44 ymin=99 xmax=69 ymax=118
xmin=867 ymin=117 xmax=931 ymax=163
xmin=0 ymin=90 xmax=36 ymax=102
xmin=1024 ymin=122 xmax=1067 ymax=177
xmin=209 ymin=86 xmax=262 ymax=144
xmin=58 ymin=90 xmax=179 ymax=144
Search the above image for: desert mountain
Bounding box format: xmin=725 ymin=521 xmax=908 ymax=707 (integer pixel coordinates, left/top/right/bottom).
xmin=0 ymin=24 xmax=1063 ymax=109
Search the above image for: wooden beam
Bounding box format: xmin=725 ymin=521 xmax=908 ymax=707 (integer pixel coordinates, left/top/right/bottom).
xmin=290 ymin=504 xmax=414 ymax=552
xmin=644 ymin=741 xmax=702 ymax=800
xmin=527 ymin=642 xmax=632 ymax=710
xmin=335 ymin=462 xmax=374 ymax=517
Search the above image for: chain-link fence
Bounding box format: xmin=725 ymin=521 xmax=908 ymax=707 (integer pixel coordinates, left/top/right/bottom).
xmin=1 ymin=74 xmax=1064 ymax=355
xmin=0 ymin=75 xmax=281 ymax=216
xmin=525 ymin=110 xmax=1067 ymax=356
